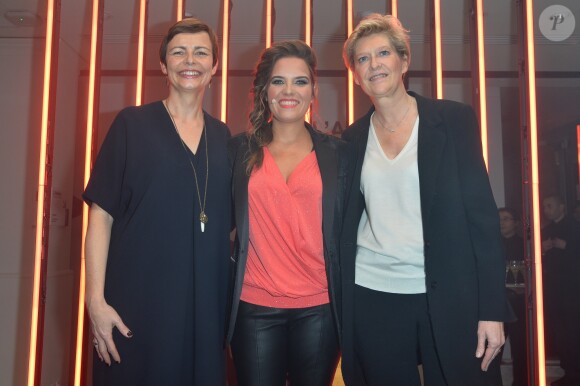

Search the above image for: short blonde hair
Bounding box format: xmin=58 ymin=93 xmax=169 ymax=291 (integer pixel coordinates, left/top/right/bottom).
xmin=343 ymin=13 xmax=410 ymax=70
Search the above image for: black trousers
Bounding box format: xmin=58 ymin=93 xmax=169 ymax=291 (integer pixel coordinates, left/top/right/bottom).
xmin=231 ymin=301 xmax=339 ymax=386
xmin=354 ymin=285 xmax=503 ymax=386
xmin=353 ymin=285 xmax=447 ymax=386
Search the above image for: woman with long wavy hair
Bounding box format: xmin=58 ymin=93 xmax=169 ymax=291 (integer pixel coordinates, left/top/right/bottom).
xmin=227 ymin=40 xmax=350 ymax=386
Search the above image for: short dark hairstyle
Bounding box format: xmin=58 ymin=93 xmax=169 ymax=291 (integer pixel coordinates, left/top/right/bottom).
xmin=498 ymin=207 xmax=520 ymax=222
xmin=543 ymin=195 xmax=565 ymax=206
xmin=159 ymin=18 xmax=219 ymax=67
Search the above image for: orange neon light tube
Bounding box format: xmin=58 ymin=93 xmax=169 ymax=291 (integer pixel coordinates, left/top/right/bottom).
xmin=305 ymin=0 xmax=312 ymax=46
xmin=135 ymin=0 xmax=147 ymax=106
xmin=347 ymin=0 xmax=354 ymax=125
xmin=433 ymin=0 xmax=443 ymax=99
xmin=391 ymin=0 xmax=398 ymax=18
xmin=221 ymin=0 xmax=230 ymax=123
xmin=305 ymin=0 xmax=312 ymax=122
xmin=524 ymin=0 xmax=546 ymax=384
xmin=73 ymin=0 xmax=102 ymax=384
xmin=266 ymin=0 xmax=273 ymax=48
xmin=177 ymin=0 xmax=184 ymax=21
xmin=28 ymin=0 xmax=56 ymax=383
xmin=475 ymin=0 xmax=488 ymax=169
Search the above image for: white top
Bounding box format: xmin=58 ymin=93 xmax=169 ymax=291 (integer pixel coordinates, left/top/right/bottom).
xmin=355 ymin=114 xmax=426 ymax=294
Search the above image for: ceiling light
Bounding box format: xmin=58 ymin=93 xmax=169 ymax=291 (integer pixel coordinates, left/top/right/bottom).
xmin=4 ymin=11 xmax=41 ymax=27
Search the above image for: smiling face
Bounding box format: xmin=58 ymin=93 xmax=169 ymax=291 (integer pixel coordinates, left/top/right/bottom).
xmin=352 ymin=33 xmax=408 ymax=99
xmin=267 ymin=57 xmax=314 ymax=125
xmin=160 ymin=32 xmax=217 ymax=93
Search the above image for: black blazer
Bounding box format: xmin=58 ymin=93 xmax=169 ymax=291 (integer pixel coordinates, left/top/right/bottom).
xmin=340 ymin=91 xmax=510 ymax=386
xmin=226 ymin=123 xmax=351 ymax=344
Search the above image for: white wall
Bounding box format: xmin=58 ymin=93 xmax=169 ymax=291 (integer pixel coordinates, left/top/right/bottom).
xmin=0 ymin=38 xmax=42 ymax=386
xmin=0 ymin=37 xmax=81 ymax=386
xmin=40 ymin=37 xmax=84 ymax=386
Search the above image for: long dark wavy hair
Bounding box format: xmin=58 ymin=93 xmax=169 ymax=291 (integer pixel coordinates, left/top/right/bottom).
xmin=245 ymin=40 xmax=318 ymax=175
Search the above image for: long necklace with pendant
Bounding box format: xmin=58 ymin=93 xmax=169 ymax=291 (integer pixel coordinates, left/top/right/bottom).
xmin=163 ymin=100 xmax=209 ymax=232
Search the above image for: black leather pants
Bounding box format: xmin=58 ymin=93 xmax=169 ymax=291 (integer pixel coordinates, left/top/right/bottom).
xmin=230 ymin=301 xmax=339 ymax=386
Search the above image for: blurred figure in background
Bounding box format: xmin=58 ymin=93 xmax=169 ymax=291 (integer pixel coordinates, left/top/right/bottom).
xmin=542 ymin=195 xmax=580 ymax=386
xmin=498 ymin=207 xmax=527 ymax=386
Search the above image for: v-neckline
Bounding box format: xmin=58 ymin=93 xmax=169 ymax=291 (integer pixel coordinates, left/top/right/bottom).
xmin=162 ymin=101 xmax=204 ymax=156
xmin=264 ymin=146 xmax=315 ymax=185
xmin=370 ymin=115 xmax=418 ymax=163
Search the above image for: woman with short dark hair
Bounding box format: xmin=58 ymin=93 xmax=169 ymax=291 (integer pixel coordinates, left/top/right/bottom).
xmin=84 ymin=18 xmax=231 ymax=385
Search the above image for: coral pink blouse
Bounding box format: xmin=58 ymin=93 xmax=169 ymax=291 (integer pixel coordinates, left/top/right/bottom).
xmin=240 ymin=147 xmax=329 ymax=308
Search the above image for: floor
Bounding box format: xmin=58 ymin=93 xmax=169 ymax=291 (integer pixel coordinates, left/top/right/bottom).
xmin=500 ymin=359 xmax=565 ymax=385
xmin=331 ymin=357 xmax=567 ymax=386
xmin=226 ymin=345 xmax=569 ymax=385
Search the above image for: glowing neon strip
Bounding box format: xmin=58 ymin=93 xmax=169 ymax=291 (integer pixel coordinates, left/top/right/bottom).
xmin=524 ymin=0 xmax=546 ymax=383
xmin=177 ymin=0 xmax=183 ymax=21
xmin=391 ymin=0 xmax=398 ymax=17
xmin=221 ymin=0 xmax=230 ymax=122
xmin=305 ymin=0 xmax=311 ymax=46
xmin=433 ymin=0 xmax=443 ymax=99
xmin=28 ymin=0 xmax=56 ymax=383
xmin=305 ymin=0 xmax=311 ymax=122
xmin=475 ymin=0 xmax=488 ymax=169
xmin=135 ymin=0 xmax=147 ymax=106
xmin=347 ymin=0 xmax=354 ymax=125
xmin=266 ymin=0 xmax=273 ymax=48
xmin=73 ymin=0 xmax=102 ymax=384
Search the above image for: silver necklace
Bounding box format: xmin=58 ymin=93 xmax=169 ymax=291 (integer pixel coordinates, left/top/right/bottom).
xmin=163 ymin=100 xmax=209 ymax=232
xmin=375 ymin=100 xmax=411 ymax=133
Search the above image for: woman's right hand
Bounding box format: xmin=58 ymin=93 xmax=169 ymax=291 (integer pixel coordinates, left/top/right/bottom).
xmin=88 ymin=298 xmax=132 ymax=365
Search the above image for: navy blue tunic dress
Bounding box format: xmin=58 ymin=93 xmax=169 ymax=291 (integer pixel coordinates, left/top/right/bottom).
xmin=84 ymin=101 xmax=231 ymax=386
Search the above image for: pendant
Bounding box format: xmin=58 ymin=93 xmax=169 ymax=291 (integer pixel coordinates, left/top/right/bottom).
xmin=200 ymin=211 xmax=208 ymax=233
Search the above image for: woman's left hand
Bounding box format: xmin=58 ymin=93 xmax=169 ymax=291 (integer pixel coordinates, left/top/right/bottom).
xmin=475 ymin=320 xmax=505 ymax=371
